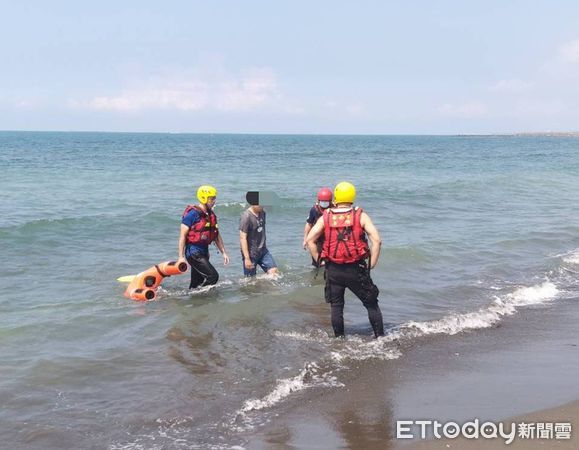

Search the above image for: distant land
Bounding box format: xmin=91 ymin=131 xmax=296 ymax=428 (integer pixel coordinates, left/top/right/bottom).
xmin=511 ymin=131 xmax=579 ymax=137
xmin=457 ymin=131 xmax=579 ymax=137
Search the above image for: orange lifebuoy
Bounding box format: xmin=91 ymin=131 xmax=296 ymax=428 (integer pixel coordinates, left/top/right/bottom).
xmin=124 ymin=260 xmax=188 ymax=301
xmin=126 ymin=288 xmax=156 ymax=301
xmin=157 ymin=260 xmax=188 ymax=277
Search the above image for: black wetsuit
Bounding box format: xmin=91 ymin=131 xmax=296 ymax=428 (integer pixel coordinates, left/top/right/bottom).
xmin=306 ymin=205 xmax=324 ymax=267
xmin=187 ymin=253 xmax=219 ymax=289
xmin=324 ymin=259 xmax=384 ymax=338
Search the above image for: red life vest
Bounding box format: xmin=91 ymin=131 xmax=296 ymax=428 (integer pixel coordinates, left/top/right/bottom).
xmin=182 ymin=205 xmax=218 ymax=245
xmin=321 ymin=207 xmax=369 ymax=264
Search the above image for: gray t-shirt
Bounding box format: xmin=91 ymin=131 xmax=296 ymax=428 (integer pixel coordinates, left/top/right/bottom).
xmin=239 ymin=209 xmax=267 ymax=259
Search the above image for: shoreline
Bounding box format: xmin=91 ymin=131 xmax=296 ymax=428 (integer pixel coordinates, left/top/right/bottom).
xmin=243 ymin=295 xmax=579 ymax=449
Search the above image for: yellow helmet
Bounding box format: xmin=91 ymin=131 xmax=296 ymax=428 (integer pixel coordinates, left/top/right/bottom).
xmin=334 ymin=181 xmax=356 ymax=204
xmin=197 ymin=185 xmax=217 ymax=204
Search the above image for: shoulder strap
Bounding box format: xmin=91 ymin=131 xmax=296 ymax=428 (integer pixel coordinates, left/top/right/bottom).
xmin=182 ymin=204 xmax=195 ymax=218
xmin=192 ymin=205 xmax=206 ymax=216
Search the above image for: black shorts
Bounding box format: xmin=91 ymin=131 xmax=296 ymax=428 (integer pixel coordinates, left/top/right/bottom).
xmin=324 ymin=261 xmax=379 ymax=306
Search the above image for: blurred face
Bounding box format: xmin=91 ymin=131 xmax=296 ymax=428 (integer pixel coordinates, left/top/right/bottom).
xmin=205 ymin=196 xmax=216 ymax=209
xmin=318 ymin=200 xmax=331 ymax=209
xmin=252 ymin=205 xmax=263 ymax=213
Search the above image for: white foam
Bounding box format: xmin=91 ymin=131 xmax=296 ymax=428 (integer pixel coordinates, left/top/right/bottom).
xmin=562 ymin=249 xmax=579 ymax=265
xmin=277 ymin=332 xmax=403 ymax=369
xmin=331 ymin=337 xmax=402 ymax=363
xmin=506 ymin=281 xmax=558 ymax=306
xmin=238 ymin=272 xmax=283 ymax=286
xmin=157 ymin=280 xmax=234 ymax=298
xmin=237 ymin=362 xmax=342 ymax=415
xmin=279 ymin=283 xmax=559 ymax=352
xmin=386 ymin=281 xmax=559 ymax=341
xmin=393 ymin=304 xmax=507 ymax=338
xmin=235 ymin=281 xmax=560 ymax=429
xmin=217 ymin=201 xmax=246 ymax=208
xmin=110 ymin=415 xmax=241 ymax=450
xmin=274 ymin=330 xmax=331 ymax=343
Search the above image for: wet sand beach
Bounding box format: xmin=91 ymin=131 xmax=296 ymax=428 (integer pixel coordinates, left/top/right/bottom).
xmin=244 ymin=291 xmax=579 ymax=449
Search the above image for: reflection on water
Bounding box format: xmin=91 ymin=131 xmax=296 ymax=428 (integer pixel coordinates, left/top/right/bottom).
xmin=333 ymin=405 xmax=395 ymax=450
xmin=254 ymin=377 xmax=396 ymax=449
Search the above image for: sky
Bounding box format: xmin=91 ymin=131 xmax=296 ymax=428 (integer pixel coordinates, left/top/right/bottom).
xmin=1 ymin=1 xmax=579 ymax=134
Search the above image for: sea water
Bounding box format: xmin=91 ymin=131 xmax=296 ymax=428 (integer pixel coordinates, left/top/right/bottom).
xmin=1 ymin=132 xmax=578 ymax=448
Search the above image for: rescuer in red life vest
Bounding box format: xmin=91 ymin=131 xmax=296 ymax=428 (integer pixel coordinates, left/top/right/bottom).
xmin=302 ymin=187 xmax=333 ymax=267
xmin=178 ymin=185 xmax=229 ymax=289
xmin=306 ymin=181 xmax=384 ymax=338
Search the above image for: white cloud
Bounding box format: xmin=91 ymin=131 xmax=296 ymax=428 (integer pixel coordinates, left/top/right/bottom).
xmin=86 ymin=83 xmax=209 ymax=112
xmin=215 ymin=69 xmax=279 ymax=111
xmin=0 ymin=98 xmax=38 ymax=110
xmin=72 ymin=68 xmax=282 ymax=113
xmin=436 ymin=102 xmax=487 ymax=118
xmin=559 ymin=39 xmax=579 ymax=64
xmin=489 ymin=79 xmax=532 ymax=93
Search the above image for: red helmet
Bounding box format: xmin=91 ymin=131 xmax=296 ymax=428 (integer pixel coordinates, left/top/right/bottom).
xmin=317 ymin=187 xmax=333 ymax=202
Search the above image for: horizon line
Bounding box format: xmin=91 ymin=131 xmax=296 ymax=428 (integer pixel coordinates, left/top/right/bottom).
xmin=2 ymin=129 xmax=579 ymax=137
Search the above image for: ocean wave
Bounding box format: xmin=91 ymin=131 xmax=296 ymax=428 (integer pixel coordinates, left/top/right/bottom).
xmin=209 ymin=202 xmax=247 ymax=218
xmin=330 ymin=337 xmax=402 ymax=363
xmin=0 ymin=215 xmax=108 ymax=232
xmin=274 ymin=329 xmax=329 ymax=342
xmin=507 ymin=282 xmax=559 ymax=306
xmin=276 ymin=281 xmax=560 ymax=348
xmin=215 ymin=201 xmax=246 ymax=209
xmin=274 ymin=330 xmax=402 ymax=363
xmin=559 ymin=248 xmax=579 ymax=265
xmin=157 ymin=280 xmax=235 ymax=298
xmin=238 ymin=272 xmax=283 ymax=285
xmin=231 ymin=330 xmax=401 ymax=426
xmin=110 ymin=415 xmax=244 ymax=450
xmin=249 ymin=280 xmax=559 ymax=421
xmin=0 ymin=212 xmax=172 ymax=235
xmin=236 ymin=361 xmax=343 ymax=418
xmin=387 ymin=281 xmax=558 ymax=340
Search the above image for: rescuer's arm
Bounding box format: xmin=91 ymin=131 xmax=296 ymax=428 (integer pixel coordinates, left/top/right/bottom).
xmin=179 ymin=224 xmax=189 ymax=261
xmin=303 ymin=222 xmax=313 ymax=249
xmin=360 ymin=212 xmax=382 ymax=269
xmin=215 ymin=233 xmax=229 ymax=265
xmin=306 ymin=217 xmax=324 ymax=262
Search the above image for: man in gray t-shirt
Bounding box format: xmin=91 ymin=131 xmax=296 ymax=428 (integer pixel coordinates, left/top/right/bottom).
xmin=239 ymin=205 xmax=278 ymax=276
